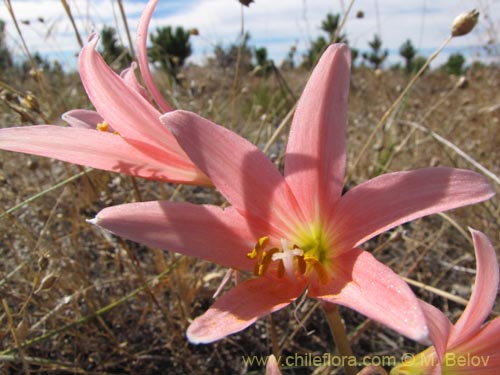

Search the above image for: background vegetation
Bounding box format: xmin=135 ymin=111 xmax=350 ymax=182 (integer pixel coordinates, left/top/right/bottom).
xmin=0 ymin=2 xmax=499 ymax=374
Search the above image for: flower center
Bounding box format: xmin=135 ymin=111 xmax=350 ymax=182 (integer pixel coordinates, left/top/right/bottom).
xmin=247 ymin=234 xmax=330 ymax=284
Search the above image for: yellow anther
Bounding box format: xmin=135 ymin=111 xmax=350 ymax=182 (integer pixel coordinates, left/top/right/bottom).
xmin=255 ymin=248 xmax=279 ymax=276
xmin=247 ymin=248 xmax=258 ymax=260
xmin=96 ymin=121 xmax=109 ymax=132
xmin=253 ymin=262 xmax=261 ymax=276
xmin=257 ymin=263 xmax=265 ymax=276
xmin=257 ymin=236 xmax=269 ymax=249
xmin=306 ymin=257 xmax=329 ymax=285
xmin=247 ymin=236 xmax=270 ymax=259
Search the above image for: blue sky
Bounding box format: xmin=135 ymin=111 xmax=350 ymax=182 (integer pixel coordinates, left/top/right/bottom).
xmin=1 ymin=0 xmax=499 ymax=71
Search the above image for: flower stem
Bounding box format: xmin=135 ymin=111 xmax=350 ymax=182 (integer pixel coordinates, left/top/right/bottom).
xmin=322 ymin=302 xmax=358 ymax=375
xmin=269 ymin=314 xmax=280 ymax=359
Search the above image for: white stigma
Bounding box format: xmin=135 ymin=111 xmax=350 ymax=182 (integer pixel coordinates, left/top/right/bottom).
xmin=272 ymin=239 xmax=303 ymax=279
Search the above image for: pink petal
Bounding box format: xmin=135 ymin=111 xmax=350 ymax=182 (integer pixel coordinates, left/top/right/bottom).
xmin=186 ymin=276 xmax=304 ymax=343
xmin=332 ymin=168 xmax=495 ymax=254
xmin=311 ymin=248 xmax=429 ymax=343
xmin=451 ymin=317 xmax=500 ymax=372
xmin=449 ymin=229 xmax=499 ymax=346
xmin=162 ymin=110 xmax=305 ymax=236
xmin=79 ymin=35 xmax=179 ymax=153
xmin=136 ymin=0 xmax=173 ymax=112
xmin=284 ymin=44 xmax=351 ymax=221
xmin=419 ymin=300 xmax=452 ymax=362
xmin=425 ymin=365 xmax=442 ymax=375
xmin=93 ymin=201 xmax=262 ymax=270
xmin=62 ymin=109 xmax=103 ymax=129
xmin=120 ymin=62 xmax=152 ymax=103
xmin=0 ymin=125 xmax=208 ymax=184
xmin=266 ymin=355 xmax=282 ymax=375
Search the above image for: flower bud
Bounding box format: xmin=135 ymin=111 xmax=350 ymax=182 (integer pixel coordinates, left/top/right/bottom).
xmin=452 ymin=9 xmax=479 ymax=37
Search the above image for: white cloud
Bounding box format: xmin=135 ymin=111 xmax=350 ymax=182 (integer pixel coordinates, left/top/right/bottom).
xmin=1 ymin=0 xmax=498 ymax=70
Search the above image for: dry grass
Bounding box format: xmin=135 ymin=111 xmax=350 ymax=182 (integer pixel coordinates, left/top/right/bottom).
xmin=1 ymin=19 xmax=500 ymax=375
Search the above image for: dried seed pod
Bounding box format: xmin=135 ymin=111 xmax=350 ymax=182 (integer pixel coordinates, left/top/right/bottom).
xmin=38 ymin=255 xmax=50 ymax=271
xmin=452 ymin=9 xmax=479 ymax=37
xmin=21 ymin=92 xmax=40 ymax=112
xmin=239 ymin=0 xmax=254 ymax=6
xmin=35 ymin=273 xmax=59 ymax=293
xmin=456 ymin=76 xmax=468 ymax=89
xmin=16 ymin=319 xmax=29 ymax=342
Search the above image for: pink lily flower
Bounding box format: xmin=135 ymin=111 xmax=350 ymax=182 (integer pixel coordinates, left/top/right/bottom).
xmin=0 ymin=0 xmax=209 ymax=185
xmin=391 ymin=229 xmax=500 ymax=375
xmin=91 ymin=44 xmax=494 ymax=344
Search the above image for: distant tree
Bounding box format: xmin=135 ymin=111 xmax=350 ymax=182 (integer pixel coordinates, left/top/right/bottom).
xmin=399 ymin=39 xmax=417 ymax=73
xmin=321 ymin=13 xmax=346 ymax=42
xmin=0 ymin=20 xmax=13 ymax=70
xmin=362 ymin=34 xmax=388 ymax=69
xmin=303 ymin=13 xmax=357 ymax=68
xmin=302 ymin=36 xmax=328 ymax=68
xmin=281 ymin=44 xmax=297 ymax=70
xmin=390 ymin=62 xmax=402 ymax=71
xmin=253 ymin=46 xmax=273 ymax=76
xmin=211 ymin=32 xmax=253 ymax=70
xmin=21 ymin=52 xmax=50 ymax=73
xmin=350 ymin=47 xmax=359 ymax=65
xmin=442 ymin=52 xmax=466 ymax=75
xmin=99 ymin=26 xmax=131 ymax=70
xmin=254 ymin=46 xmax=267 ymax=67
xmin=412 ymin=55 xmax=428 ymax=73
xmin=149 ymin=26 xmax=192 ymax=79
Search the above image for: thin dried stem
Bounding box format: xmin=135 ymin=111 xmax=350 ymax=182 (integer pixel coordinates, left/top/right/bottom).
xmin=1 ymin=169 xmax=92 ymax=219
xmin=400 ymin=120 xmax=500 ymax=187
xmin=0 ymin=259 xmax=180 ymax=356
xmin=60 ymin=0 xmax=83 ymax=48
xmin=4 ymin=0 xmax=51 ymax=114
xmin=332 ymin=0 xmax=355 ymax=43
xmin=117 ymin=0 xmax=136 ymax=59
xmin=263 ymin=103 xmax=297 ymax=154
xmin=402 ymin=277 xmax=468 ymax=305
xmin=2 ymin=299 xmax=29 ymax=374
xmin=345 ymin=35 xmax=453 ymax=183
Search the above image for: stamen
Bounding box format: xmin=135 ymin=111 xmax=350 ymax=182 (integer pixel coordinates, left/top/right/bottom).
xmin=96 ymin=121 xmax=109 ymax=132
xmin=305 ymin=257 xmax=329 ymax=284
xmin=297 ymin=256 xmax=306 ymax=275
xmin=247 ymin=236 xmax=269 ymax=259
xmin=256 ymin=248 xmax=280 ymax=276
